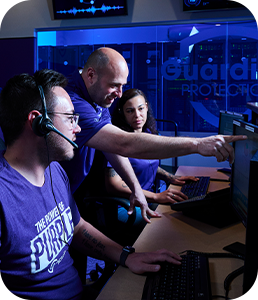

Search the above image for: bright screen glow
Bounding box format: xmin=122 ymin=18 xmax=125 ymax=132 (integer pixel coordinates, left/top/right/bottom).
xmin=52 ymin=0 xmax=127 ymax=20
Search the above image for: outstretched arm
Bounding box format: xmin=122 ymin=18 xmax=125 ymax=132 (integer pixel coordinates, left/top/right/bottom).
xmin=103 ymin=152 xmax=161 ymax=222
xmin=71 ymin=217 xmax=182 ymax=274
xmin=87 ymin=124 xmax=247 ymax=164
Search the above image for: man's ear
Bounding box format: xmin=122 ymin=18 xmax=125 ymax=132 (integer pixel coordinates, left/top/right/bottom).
xmin=86 ymin=67 xmax=97 ymax=85
xmin=27 ymin=111 xmax=42 ymax=130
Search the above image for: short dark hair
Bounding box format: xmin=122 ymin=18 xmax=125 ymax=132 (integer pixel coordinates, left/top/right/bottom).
xmin=111 ymin=88 xmax=158 ymax=134
xmin=0 ymin=69 xmax=67 ymax=146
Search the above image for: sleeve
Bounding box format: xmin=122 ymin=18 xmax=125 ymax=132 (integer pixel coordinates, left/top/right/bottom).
xmin=71 ymin=95 xmax=111 ymax=147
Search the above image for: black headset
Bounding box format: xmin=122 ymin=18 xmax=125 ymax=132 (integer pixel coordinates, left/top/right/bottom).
xmin=32 ymin=85 xmax=78 ymax=149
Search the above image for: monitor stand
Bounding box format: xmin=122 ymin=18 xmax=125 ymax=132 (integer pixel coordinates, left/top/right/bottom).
xmin=223 ymin=241 xmax=246 ymax=257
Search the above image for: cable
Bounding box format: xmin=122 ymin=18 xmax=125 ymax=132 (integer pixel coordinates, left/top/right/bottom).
xmin=180 ymin=250 xmax=245 ymax=300
xmin=224 ymin=266 xmax=244 ymax=300
xmin=45 ymin=136 xmax=69 ymax=246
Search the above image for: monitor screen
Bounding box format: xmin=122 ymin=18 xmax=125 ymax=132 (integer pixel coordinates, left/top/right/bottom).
xmin=231 ymin=120 xmax=258 ymax=226
xmin=219 ymin=111 xmax=248 ymax=135
xmin=183 ymin=0 xmax=244 ymax=12
xmin=52 ymin=0 xmax=128 ymax=20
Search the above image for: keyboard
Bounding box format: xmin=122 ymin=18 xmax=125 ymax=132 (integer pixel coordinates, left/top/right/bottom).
xmin=142 ymin=254 xmax=211 ymax=300
xmin=180 ymin=177 xmax=210 ymax=199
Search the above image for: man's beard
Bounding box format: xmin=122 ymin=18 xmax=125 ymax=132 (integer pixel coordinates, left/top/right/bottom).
xmin=88 ymin=82 xmax=113 ymax=108
xmin=39 ymin=132 xmax=75 ymax=164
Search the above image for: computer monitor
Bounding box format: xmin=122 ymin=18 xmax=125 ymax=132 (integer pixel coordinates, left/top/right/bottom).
xmin=218 ymin=111 xmax=248 ymax=172
xmin=183 ymin=0 xmax=244 ymax=12
xmin=231 ymin=120 xmax=258 ymax=226
xmin=219 ymin=111 xmax=248 ymax=135
xmin=52 ymin=0 xmax=128 ymax=20
xmin=230 ymin=120 xmax=258 ymax=294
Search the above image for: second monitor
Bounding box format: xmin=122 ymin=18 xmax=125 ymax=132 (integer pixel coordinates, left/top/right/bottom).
xmin=218 ymin=110 xmax=248 ymax=135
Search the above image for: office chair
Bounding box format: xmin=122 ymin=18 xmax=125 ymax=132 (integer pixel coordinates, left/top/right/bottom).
xmin=72 ymin=131 xmax=171 ymax=290
xmin=70 ymin=150 xmax=137 ymax=294
xmin=80 ymin=150 xmax=138 ymax=245
xmin=77 ymin=118 xmax=179 ymax=246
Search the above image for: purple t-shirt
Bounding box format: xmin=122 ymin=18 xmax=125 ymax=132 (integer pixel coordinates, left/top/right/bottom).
xmin=107 ymin=129 xmax=159 ymax=192
xmin=108 ymin=157 xmax=159 ymax=192
xmin=0 ymin=153 xmax=83 ymax=300
xmin=128 ymin=157 xmax=159 ymax=192
xmin=61 ymin=69 xmax=111 ymax=193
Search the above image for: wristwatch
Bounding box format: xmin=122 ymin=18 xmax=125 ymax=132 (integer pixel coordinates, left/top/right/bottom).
xmin=120 ymin=246 xmax=135 ymax=267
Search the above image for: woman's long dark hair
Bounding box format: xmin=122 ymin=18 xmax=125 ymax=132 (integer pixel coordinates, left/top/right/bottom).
xmin=111 ymin=89 xmax=158 ymax=134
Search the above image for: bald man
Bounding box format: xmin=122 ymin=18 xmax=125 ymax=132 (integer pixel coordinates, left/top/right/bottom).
xmin=61 ymin=47 xmax=246 ymax=281
xmin=62 ymin=47 xmax=246 ymax=221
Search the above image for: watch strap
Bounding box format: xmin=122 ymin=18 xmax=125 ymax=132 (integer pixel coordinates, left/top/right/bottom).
xmin=120 ymin=246 xmax=135 ymax=267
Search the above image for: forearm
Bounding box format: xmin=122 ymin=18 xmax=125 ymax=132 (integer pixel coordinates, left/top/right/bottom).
xmin=87 ymin=124 xmax=246 ymax=163
xmin=105 ymin=167 xmax=132 ymax=197
xmin=72 ymin=218 xmax=122 ymax=263
xmin=156 ymin=166 xmax=176 ymax=182
xmin=72 ymin=220 xmax=183 ymax=275
xmin=103 ymin=153 xmax=159 ymax=222
xmin=104 ymin=152 xmax=142 ymax=195
xmin=124 ymin=133 xmax=198 ymax=159
xmin=105 ymin=167 xmax=159 ymax=203
xmin=87 ymin=124 xmax=198 ymax=159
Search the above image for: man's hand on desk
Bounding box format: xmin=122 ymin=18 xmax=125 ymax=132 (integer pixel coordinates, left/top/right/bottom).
xmin=125 ymin=249 xmax=182 ymax=274
xmin=195 ymin=134 xmax=247 ymax=164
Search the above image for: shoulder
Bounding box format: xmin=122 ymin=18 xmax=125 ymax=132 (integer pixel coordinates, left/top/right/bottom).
xmin=46 ymin=162 xmax=73 ymax=200
xmin=66 ymin=70 xmax=91 ymax=106
xmin=48 ymin=162 xmax=69 ymax=182
xmin=79 ymin=106 xmax=111 ymax=129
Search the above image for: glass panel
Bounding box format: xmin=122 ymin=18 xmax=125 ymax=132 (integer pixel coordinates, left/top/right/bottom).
xmin=36 ymin=20 xmax=258 ymax=133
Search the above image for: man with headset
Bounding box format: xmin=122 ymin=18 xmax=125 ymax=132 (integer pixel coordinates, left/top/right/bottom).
xmin=0 ymin=69 xmax=183 ymax=300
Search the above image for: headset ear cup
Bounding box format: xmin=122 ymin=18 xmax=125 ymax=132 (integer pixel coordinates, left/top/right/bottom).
xmin=32 ymin=115 xmax=44 ymax=136
xmin=32 ymin=114 xmax=54 ymax=137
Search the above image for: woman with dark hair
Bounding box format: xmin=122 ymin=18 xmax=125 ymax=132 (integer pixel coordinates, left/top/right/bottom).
xmin=111 ymin=89 xmax=158 ymax=135
xmin=105 ymin=89 xmax=197 ymax=243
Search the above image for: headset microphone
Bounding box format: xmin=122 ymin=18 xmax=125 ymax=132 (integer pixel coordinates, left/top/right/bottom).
xmin=32 ymin=85 xmax=78 ymax=149
xmin=45 ymin=122 xmax=78 ymax=149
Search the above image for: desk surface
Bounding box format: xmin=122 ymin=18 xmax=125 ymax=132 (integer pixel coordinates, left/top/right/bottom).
xmin=96 ymin=167 xmax=245 ymax=300
xmin=176 ymin=165 xmax=231 ymax=181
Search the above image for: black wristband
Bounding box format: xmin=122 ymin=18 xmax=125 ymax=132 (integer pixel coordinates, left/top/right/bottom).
xmin=120 ymin=246 xmax=135 ymax=267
